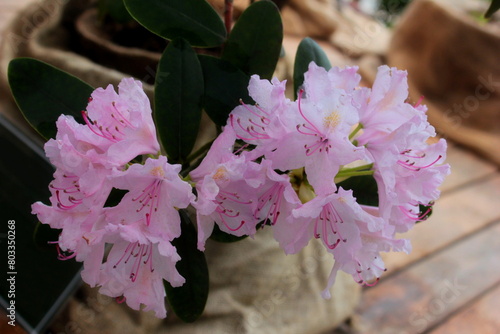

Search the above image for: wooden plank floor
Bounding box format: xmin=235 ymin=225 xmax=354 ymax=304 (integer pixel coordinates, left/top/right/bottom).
xmin=1 ymin=1 xmax=500 ymax=334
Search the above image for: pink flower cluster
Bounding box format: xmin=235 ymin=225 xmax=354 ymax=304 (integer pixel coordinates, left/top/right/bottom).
xmin=32 ymin=78 xmax=194 ymax=318
xmin=193 ymin=63 xmax=450 ymax=298
xmin=33 ymin=63 xmax=450 ymax=318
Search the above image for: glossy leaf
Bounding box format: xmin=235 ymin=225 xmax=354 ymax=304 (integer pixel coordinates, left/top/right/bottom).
xmin=164 ymin=210 xmax=209 ymax=323
xmin=293 ymin=37 xmax=331 ymax=98
xmin=8 ymin=58 xmax=94 ymax=139
xmin=198 ymin=55 xmax=252 ymax=126
xmin=123 ymin=0 xmax=226 ymax=47
xmin=337 ymin=175 xmax=378 ymax=207
xmin=154 ymin=39 xmax=203 ymax=163
xmin=485 ymin=0 xmax=500 ymax=18
xmin=222 ymin=0 xmax=283 ymax=79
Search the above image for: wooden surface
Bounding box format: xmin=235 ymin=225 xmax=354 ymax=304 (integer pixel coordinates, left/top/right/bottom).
xmin=1 ymin=1 xmax=500 ymax=334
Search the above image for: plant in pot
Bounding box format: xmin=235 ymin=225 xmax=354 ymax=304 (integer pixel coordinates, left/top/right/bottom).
xmin=3 ymin=0 xmax=454 ymax=333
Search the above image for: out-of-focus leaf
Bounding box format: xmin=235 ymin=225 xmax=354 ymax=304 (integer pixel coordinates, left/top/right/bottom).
xmin=198 ymin=55 xmax=252 ymax=126
xmin=222 ymin=0 xmax=283 ymax=79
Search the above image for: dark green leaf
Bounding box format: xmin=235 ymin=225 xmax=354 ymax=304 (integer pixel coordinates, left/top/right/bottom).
xmin=8 ymin=58 xmax=94 ymax=139
xmin=293 ymin=37 xmax=331 ymax=98
xmin=155 ymin=39 xmax=204 ymax=163
xmin=123 ymin=0 xmax=226 ymax=47
xmin=103 ymin=188 xmax=129 ymax=207
xmin=485 ymin=0 xmax=500 ymax=18
xmin=165 ymin=210 xmax=209 ymax=323
xmin=209 ymin=223 xmax=248 ymax=243
xmin=198 ymin=55 xmax=252 ymax=126
xmin=337 ymin=175 xmax=378 ymax=207
xmin=222 ymin=0 xmax=283 ymax=79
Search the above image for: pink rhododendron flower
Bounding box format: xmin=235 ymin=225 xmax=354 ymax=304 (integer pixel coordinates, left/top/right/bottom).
xmin=105 ymin=156 xmax=195 ymax=241
xmin=355 ymin=65 xmax=420 ymax=143
xmin=190 ymin=127 xmax=267 ymax=250
xmin=32 ymin=115 xmax=113 ymax=258
xmin=229 ymin=75 xmax=291 ymax=149
xmin=291 ymin=188 xmax=409 ymax=298
xmin=31 ymin=59 xmax=451 ymax=319
xmin=230 ymin=63 xmax=366 ymax=194
xmin=82 ymin=78 xmax=160 ymax=166
xmin=81 ymin=223 xmax=184 ymax=318
xmin=32 ymin=168 xmax=111 ymax=253
xmin=363 ymin=116 xmax=450 ymax=232
xmin=223 ymin=62 xmax=449 ymax=298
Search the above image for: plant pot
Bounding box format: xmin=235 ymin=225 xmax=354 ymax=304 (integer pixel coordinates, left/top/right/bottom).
xmin=388 ymin=0 xmax=500 ymax=165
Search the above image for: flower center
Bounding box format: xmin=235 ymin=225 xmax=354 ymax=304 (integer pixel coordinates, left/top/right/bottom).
xmin=323 ymin=111 xmax=341 ymax=130
xmin=150 ymin=166 xmax=165 ymax=178
xmin=212 ymin=167 xmax=228 ymax=182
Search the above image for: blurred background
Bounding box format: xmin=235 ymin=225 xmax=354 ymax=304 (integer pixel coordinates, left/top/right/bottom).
xmin=0 ymin=0 xmax=499 ymax=333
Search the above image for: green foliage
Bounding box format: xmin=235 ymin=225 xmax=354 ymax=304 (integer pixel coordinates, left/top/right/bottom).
xmin=123 ymin=0 xmax=226 ymax=47
xmin=154 ymin=39 xmax=204 ymax=164
xmin=337 ymin=175 xmax=379 ymax=207
xmin=293 ymin=37 xmax=331 ymax=98
xmin=199 ymin=55 xmax=252 ymax=126
xmin=222 ymin=0 xmax=283 ymax=79
xmin=8 ymin=58 xmax=94 ymax=140
xmin=164 ymin=210 xmax=209 ymax=323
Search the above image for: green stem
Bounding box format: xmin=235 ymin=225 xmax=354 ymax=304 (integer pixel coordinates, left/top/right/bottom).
xmin=349 ymin=123 xmax=363 ymax=140
xmin=335 ymin=170 xmax=374 ymax=178
xmin=339 ymin=163 xmax=373 ymax=173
